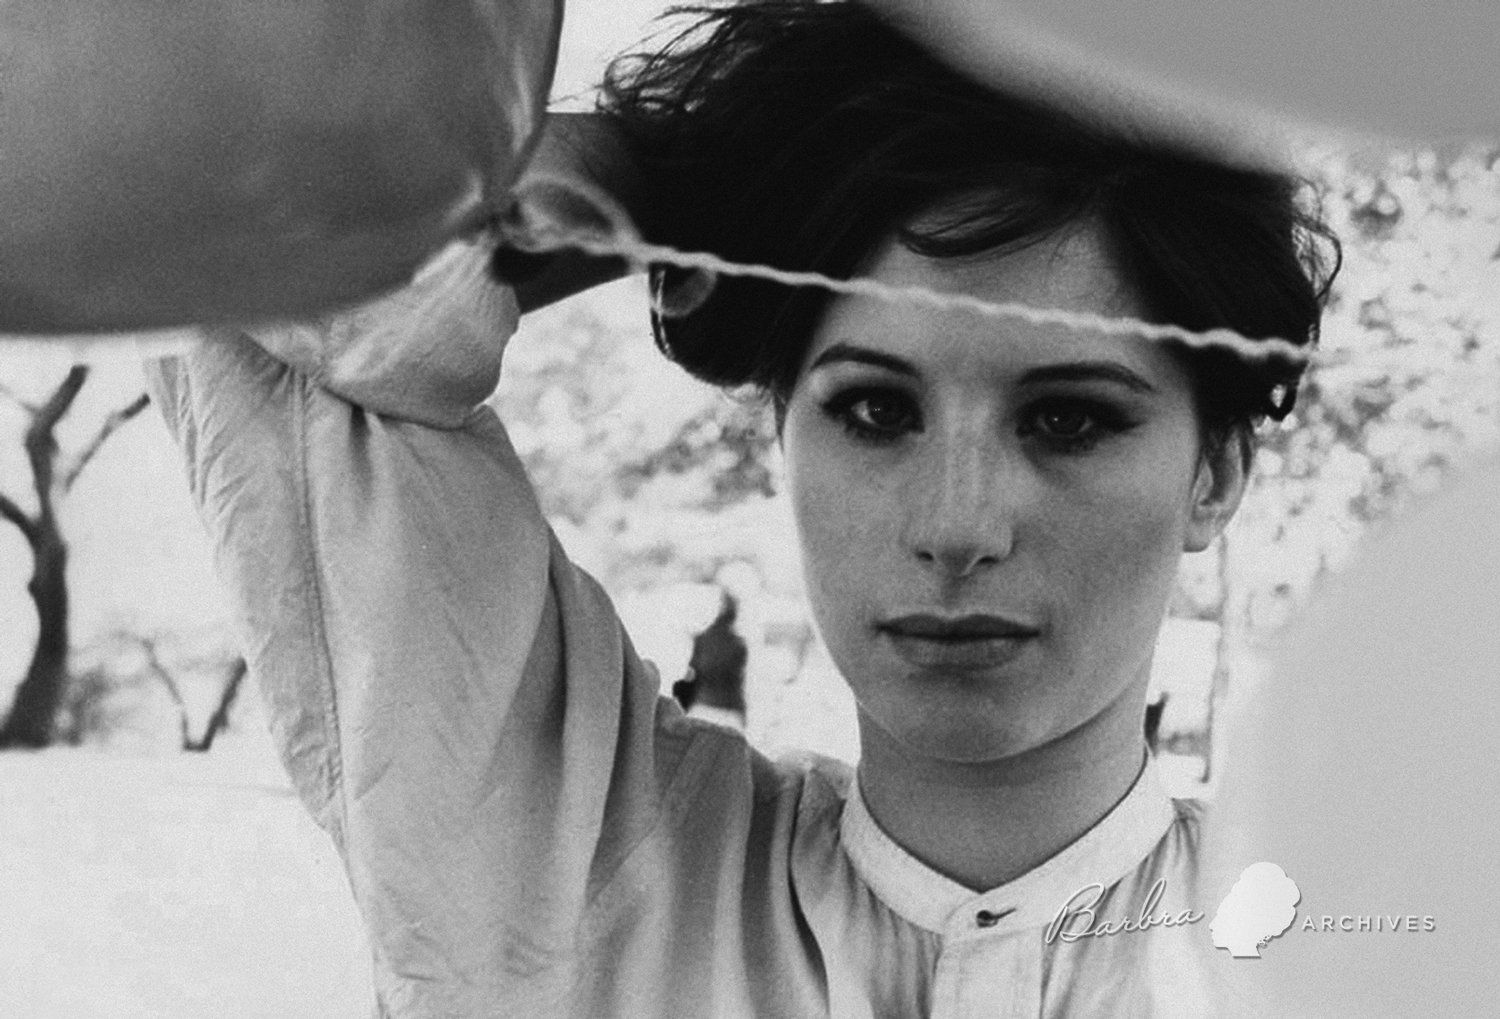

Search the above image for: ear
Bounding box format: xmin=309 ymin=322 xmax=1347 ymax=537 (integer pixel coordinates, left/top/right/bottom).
xmin=1184 ymin=429 xmax=1250 ymax=553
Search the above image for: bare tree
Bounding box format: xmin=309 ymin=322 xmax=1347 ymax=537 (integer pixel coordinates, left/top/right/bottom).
xmin=0 ymin=366 xmax=149 ymax=748
xmin=134 ymin=633 xmax=248 ymax=752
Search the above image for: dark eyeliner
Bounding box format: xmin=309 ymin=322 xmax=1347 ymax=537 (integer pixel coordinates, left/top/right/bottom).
xmin=1020 ymin=396 xmax=1140 ymax=452
xmin=819 ymin=385 xmax=920 ymax=444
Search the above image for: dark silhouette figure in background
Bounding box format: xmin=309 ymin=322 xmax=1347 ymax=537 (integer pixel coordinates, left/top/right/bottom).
xmin=1144 ymin=693 xmax=1169 ymax=753
xmin=672 ymin=592 xmax=748 ymax=729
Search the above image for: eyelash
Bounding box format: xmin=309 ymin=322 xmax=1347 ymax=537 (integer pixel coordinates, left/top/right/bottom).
xmin=820 ymin=387 xmax=918 ymax=445
xmin=1019 ymin=398 xmax=1139 ymax=452
xmin=818 ymin=387 xmax=1139 ymax=452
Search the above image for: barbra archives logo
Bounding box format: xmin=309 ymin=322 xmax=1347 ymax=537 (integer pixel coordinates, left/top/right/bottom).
xmin=1209 ymin=862 xmax=1300 ymax=957
xmin=1046 ymin=861 xmax=1438 ymax=956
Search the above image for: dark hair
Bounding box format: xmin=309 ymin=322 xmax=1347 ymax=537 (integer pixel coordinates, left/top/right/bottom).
xmin=598 ymin=1 xmax=1340 ymax=439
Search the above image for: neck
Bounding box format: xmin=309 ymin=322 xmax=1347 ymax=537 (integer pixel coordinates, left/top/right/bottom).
xmin=854 ymin=687 xmax=1149 ymax=892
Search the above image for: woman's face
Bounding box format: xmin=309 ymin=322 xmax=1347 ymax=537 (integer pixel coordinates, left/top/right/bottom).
xmin=780 ymin=224 xmax=1242 ymax=764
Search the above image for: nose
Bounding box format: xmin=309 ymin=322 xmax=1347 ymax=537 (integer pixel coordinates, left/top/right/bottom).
xmin=904 ymin=429 xmax=1019 ymax=579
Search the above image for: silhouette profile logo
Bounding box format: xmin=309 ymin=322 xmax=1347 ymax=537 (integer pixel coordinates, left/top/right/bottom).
xmin=1210 ymin=862 xmax=1301 ymax=957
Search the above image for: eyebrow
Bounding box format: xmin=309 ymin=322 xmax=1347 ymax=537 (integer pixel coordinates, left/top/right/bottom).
xmin=808 ymin=343 xmax=1157 ymax=394
xmin=1018 ymin=362 xmax=1158 ymax=393
xmin=807 ymin=342 xmax=918 ymax=377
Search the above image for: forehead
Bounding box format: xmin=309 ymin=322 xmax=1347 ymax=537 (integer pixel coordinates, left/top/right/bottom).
xmin=804 ymin=224 xmax=1171 ymax=380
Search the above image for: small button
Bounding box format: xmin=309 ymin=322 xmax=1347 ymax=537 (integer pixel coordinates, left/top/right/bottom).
xmin=975 ymin=907 xmax=1014 ymax=928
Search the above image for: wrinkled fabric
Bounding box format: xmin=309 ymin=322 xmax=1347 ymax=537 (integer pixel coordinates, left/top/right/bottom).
xmin=149 ymin=235 xmax=1231 ymax=1017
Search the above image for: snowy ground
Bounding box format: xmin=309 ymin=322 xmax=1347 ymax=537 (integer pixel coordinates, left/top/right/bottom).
xmin=1 ymin=727 xmax=373 ymax=1018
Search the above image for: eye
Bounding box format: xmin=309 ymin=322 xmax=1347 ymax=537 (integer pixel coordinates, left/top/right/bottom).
xmin=1035 ymin=406 xmax=1093 ymax=438
xmin=1021 ymin=398 xmax=1136 ymax=451
xmin=821 ymin=386 xmax=921 ymax=443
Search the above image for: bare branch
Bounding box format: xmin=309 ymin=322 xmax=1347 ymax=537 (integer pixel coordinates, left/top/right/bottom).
xmin=24 ymin=365 xmax=89 ymax=514
xmin=0 ymin=489 xmax=38 ymax=548
xmin=0 ymin=379 xmax=39 ymax=414
xmin=31 ymin=365 xmax=89 ymax=435
xmin=190 ymin=658 xmax=248 ymax=752
xmin=63 ymin=393 xmax=151 ymax=493
xmin=135 ymin=634 xmax=192 ymax=750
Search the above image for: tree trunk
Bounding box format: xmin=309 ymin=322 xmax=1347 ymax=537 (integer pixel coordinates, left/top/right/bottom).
xmin=1 ymin=367 xmax=146 ymax=749
xmin=0 ymin=523 xmax=69 ymax=748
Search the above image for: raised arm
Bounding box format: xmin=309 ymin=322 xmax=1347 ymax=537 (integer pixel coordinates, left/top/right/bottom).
xmin=146 ymin=234 xmax=671 ymax=1013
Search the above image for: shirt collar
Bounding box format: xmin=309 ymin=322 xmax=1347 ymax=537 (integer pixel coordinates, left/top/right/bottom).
xmin=840 ymin=753 xmax=1178 ymax=938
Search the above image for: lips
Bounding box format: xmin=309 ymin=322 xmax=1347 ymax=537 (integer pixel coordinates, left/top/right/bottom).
xmin=876 ymin=613 xmax=1041 ymax=671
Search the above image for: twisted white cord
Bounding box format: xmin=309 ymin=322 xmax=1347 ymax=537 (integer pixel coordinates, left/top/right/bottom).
xmin=502 ymin=172 xmax=1313 ymax=367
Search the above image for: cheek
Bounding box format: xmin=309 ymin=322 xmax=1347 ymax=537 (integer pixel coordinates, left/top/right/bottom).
xmin=787 ymin=431 xmax=856 ymax=592
xmin=783 ymin=415 xmax=895 ymax=623
xmin=1055 ymin=474 xmax=1194 ymax=625
xmin=1076 ymin=426 xmax=1201 ymax=555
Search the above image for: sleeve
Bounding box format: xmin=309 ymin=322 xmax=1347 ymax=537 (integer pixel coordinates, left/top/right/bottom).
xmin=145 ymin=235 xmax=678 ymax=1014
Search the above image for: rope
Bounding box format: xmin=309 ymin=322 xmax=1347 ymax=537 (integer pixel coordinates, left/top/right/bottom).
xmin=498 ymin=172 xmax=1313 ymax=367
